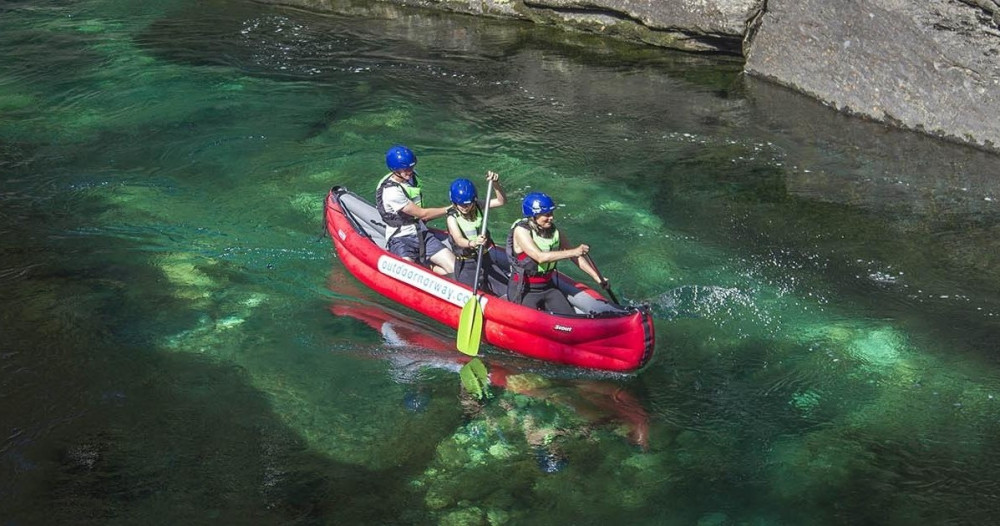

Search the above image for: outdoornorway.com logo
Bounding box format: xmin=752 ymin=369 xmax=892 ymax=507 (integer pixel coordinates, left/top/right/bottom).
xmin=377 ymin=256 xmax=482 ymax=308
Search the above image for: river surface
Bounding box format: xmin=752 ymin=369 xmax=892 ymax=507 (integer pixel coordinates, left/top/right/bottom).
xmin=4 ymin=0 xmax=1000 ymax=524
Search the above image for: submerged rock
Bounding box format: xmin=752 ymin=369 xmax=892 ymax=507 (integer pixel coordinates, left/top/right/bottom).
xmin=403 ymin=390 xmax=431 ymax=413
xmin=534 ymin=446 xmax=568 ymax=474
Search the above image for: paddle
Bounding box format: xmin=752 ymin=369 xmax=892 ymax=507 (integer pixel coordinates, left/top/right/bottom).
xmin=456 ymin=179 xmax=495 ymax=356
xmin=583 ymin=253 xmax=620 ymax=305
xmin=458 ymin=357 xmax=491 ymax=400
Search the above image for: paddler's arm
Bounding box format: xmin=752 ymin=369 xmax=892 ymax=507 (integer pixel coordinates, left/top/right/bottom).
xmin=561 ymin=234 xmax=604 ymax=285
xmin=400 ymin=201 xmax=452 ymax=222
xmin=485 ymin=171 xmax=506 ymax=208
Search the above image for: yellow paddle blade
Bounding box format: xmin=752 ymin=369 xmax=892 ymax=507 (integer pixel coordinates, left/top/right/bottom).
xmin=468 ymin=357 xmax=491 ymax=398
xmin=459 ymin=361 xmax=483 ymax=399
xmin=459 ymin=358 xmax=490 ymax=400
xmin=456 ymin=296 xmax=483 ymax=356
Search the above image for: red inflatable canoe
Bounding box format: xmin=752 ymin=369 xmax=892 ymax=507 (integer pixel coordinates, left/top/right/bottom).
xmin=325 ymin=186 xmax=655 ymax=372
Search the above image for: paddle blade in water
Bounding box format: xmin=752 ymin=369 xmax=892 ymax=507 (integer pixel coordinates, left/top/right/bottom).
xmin=458 ymin=357 xmax=490 ymax=400
xmin=459 ymin=360 xmax=483 ymax=399
xmin=468 ymin=357 xmax=491 ymax=398
xmin=456 ymin=297 xmax=482 ymax=356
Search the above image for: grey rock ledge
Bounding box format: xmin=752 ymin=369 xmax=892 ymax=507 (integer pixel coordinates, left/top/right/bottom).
xmin=261 ymin=0 xmax=1000 ymax=154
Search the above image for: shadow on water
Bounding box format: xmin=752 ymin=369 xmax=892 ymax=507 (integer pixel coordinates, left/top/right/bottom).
xmin=0 ymin=265 xmax=440 ymax=525
xmin=0 ymin=163 xmax=441 ymax=524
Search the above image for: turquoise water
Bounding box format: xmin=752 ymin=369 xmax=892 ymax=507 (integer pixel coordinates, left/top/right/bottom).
xmin=4 ymin=0 xmax=1000 ymax=523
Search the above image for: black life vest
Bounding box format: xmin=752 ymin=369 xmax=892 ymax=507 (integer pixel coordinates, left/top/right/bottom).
xmin=375 ymin=173 xmax=422 ymax=228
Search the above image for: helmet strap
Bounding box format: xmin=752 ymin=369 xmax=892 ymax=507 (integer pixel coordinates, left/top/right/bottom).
xmin=530 ymin=218 xmax=555 ymax=237
xmin=392 ymin=170 xmax=415 ymax=183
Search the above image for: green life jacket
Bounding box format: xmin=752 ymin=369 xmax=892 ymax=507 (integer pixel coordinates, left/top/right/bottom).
xmin=375 ymin=173 xmax=422 ymax=228
xmin=506 ymin=218 xmax=560 ymax=275
xmin=448 ymin=205 xmax=489 ymax=259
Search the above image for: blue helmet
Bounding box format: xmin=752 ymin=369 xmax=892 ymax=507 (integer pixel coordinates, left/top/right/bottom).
xmin=385 ymin=145 xmax=417 ymax=171
xmin=449 ymin=178 xmax=478 ymax=205
xmin=522 ymin=192 xmax=556 ymax=217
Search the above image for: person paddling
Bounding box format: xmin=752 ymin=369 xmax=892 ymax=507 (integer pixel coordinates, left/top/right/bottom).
xmin=507 ymin=192 xmax=607 ymax=315
xmin=375 ymin=145 xmax=455 ymax=276
xmin=446 ymin=171 xmax=509 ymax=294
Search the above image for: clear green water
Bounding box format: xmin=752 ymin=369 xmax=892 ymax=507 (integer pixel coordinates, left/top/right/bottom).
xmin=4 ymin=0 xmax=1000 ymax=524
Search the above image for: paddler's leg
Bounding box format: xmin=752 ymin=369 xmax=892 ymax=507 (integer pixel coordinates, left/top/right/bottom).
xmin=425 ymin=234 xmax=455 ymax=275
xmin=522 ymin=286 xmax=574 ymax=315
xmin=428 ymin=251 xmax=453 ymax=275
xmin=484 ymin=248 xmax=509 ymax=296
xmin=454 ymin=258 xmax=473 ymax=286
xmin=387 ymin=235 xmax=420 ymax=262
xmin=542 ymin=288 xmax=574 ymax=315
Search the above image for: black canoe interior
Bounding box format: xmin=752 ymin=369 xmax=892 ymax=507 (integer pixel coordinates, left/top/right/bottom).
xmin=332 ymin=187 xmax=626 ymax=317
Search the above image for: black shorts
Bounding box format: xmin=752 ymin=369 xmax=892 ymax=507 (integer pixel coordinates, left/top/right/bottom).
xmin=387 ymin=232 xmax=448 ymax=263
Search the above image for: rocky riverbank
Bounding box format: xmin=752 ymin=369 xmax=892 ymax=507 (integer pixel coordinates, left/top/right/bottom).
xmin=260 ymin=0 xmax=1000 ymax=154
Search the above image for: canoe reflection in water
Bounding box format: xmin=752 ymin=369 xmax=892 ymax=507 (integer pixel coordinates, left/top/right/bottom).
xmin=327 ymin=268 xmax=649 ymax=453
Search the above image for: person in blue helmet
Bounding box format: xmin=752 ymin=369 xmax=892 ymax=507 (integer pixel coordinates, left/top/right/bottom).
xmin=506 ymin=192 xmax=607 ymax=315
xmin=446 ymin=171 xmax=510 ymax=294
xmin=375 ymin=145 xmax=455 ymax=275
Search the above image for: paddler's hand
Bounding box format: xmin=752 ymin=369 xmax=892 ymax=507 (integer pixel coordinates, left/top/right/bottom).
xmin=485 ymin=171 xmax=499 ymax=183
xmin=573 ymin=244 xmax=590 ymax=258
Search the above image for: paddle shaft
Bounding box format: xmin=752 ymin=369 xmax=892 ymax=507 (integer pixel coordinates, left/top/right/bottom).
xmin=455 ymin=179 xmax=494 ymax=356
xmin=583 ymin=253 xmax=620 ymax=305
xmin=469 ymin=179 xmax=494 ymax=297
